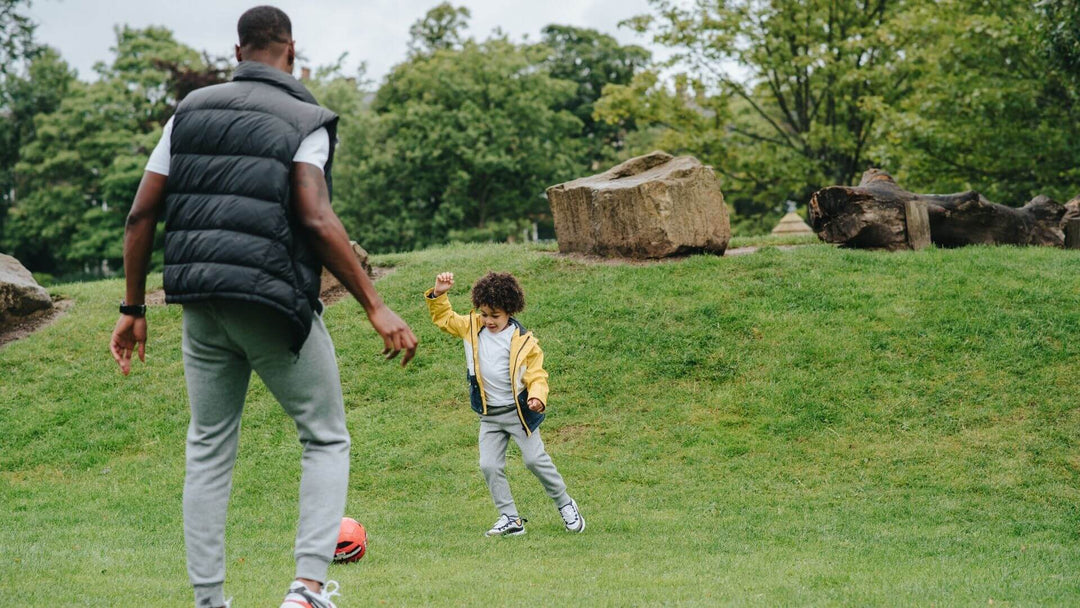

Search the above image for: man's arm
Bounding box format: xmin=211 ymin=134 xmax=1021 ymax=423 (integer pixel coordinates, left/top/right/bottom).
xmin=291 ymin=162 xmax=418 ymax=366
xmin=110 ymin=171 xmax=167 ymax=375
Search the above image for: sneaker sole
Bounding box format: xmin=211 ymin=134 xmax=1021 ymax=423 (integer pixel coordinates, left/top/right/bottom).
xmin=485 ymin=528 xmax=526 ymax=537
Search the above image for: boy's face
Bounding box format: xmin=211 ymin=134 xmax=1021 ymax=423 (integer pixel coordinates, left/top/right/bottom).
xmin=478 ymin=305 xmax=510 ymax=333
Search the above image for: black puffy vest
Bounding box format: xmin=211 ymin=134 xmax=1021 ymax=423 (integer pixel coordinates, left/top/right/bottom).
xmin=163 ymin=61 xmax=338 ymax=352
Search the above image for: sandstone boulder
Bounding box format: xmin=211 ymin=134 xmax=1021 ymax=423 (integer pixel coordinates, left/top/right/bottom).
xmin=319 ymin=241 xmax=373 ymax=298
xmin=546 ymin=151 xmax=730 ymax=258
xmin=0 ymin=253 xmax=52 ymax=321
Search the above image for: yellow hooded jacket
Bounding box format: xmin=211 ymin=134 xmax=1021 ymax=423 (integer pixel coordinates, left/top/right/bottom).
xmin=424 ymin=288 xmax=549 ymax=435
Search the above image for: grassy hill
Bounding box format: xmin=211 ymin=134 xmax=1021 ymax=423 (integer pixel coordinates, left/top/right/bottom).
xmin=2 ymin=241 xmax=1079 ymax=606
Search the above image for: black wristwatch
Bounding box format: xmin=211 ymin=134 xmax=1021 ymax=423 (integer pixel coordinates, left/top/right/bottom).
xmin=119 ymin=301 xmax=147 ymax=317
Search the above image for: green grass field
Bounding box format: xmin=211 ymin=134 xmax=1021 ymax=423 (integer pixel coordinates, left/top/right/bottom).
xmin=3 ymin=242 xmax=1079 ymax=606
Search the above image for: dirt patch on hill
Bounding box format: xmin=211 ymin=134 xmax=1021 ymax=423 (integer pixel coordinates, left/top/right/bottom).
xmin=321 ymin=266 xmax=398 ymax=306
xmin=0 ymin=298 xmax=74 ymax=349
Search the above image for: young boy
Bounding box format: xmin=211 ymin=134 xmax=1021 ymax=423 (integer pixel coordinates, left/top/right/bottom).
xmin=425 ymin=271 xmax=584 ymax=536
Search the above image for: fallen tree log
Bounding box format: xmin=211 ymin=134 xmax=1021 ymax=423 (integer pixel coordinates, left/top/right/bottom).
xmin=809 ymin=169 xmax=1067 ymax=250
xmin=1065 ymin=197 xmax=1080 ymax=249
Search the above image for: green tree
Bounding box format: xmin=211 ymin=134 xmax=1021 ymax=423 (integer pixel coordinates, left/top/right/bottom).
xmin=3 ymin=26 xmax=218 ymax=274
xmin=601 ymin=0 xmax=927 ymax=231
xmin=337 ymin=33 xmax=582 ymax=252
xmin=1039 ymin=0 xmax=1080 ymax=82
xmin=408 ymin=2 xmax=471 ymax=55
xmin=540 ymin=24 xmax=650 ymax=169
xmin=0 ymin=0 xmax=43 ymax=248
xmin=0 ymin=47 xmax=74 ymax=248
xmin=878 ymin=0 xmax=1080 ymax=204
xmin=0 ymin=0 xmax=38 ymax=79
xmin=304 ymin=54 xmax=372 ymax=120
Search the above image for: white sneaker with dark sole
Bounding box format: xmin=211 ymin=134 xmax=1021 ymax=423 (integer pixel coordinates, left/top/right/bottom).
xmin=279 ymin=580 xmax=341 ymax=608
xmin=485 ymin=514 xmax=526 ymax=536
xmin=559 ymin=499 xmax=585 ymax=533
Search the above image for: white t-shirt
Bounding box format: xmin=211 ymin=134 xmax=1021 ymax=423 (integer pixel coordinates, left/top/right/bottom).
xmin=477 ymin=326 xmax=516 ymax=407
xmin=144 ymin=116 xmax=330 ymax=176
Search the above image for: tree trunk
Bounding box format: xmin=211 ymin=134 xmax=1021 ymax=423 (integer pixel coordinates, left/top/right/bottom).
xmin=809 ymin=169 xmax=1067 ymax=250
xmin=1065 ymin=197 xmax=1080 ymax=249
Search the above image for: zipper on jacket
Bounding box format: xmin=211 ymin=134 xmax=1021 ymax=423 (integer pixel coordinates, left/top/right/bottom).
xmin=509 ymin=334 xmax=531 ymax=393
xmin=509 ymin=333 xmax=533 ymax=435
xmin=470 ymin=313 xmax=489 ymax=414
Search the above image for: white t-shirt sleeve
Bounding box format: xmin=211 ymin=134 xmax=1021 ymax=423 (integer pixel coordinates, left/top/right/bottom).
xmin=293 ymin=127 xmax=330 ymax=172
xmin=144 ymin=120 xmax=330 ymax=176
xmin=144 ymin=116 xmax=173 ymax=176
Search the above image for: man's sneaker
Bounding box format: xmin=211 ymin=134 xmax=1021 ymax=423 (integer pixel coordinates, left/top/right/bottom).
xmin=559 ymin=499 xmax=585 ymax=533
xmin=485 ymin=514 xmax=526 ymax=537
xmin=279 ymin=580 xmax=341 ymax=608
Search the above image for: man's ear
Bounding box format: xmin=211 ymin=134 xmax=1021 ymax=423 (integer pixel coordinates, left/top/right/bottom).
xmin=287 ymin=41 xmax=295 ymax=70
xmin=235 ymin=44 xmax=243 ymax=63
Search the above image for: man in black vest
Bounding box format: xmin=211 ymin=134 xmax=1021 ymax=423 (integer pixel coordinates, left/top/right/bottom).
xmin=109 ymin=7 xmax=417 ymax=608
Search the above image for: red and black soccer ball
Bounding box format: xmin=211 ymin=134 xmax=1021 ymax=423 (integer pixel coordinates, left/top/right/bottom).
xmin=334 ymin=517 xmax=367 ymax=563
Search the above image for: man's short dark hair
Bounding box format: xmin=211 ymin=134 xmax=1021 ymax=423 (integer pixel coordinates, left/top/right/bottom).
xmin=471 ymin=272 xmax=526 ymax=315
xmin=238 ymin=6 xmax=292 ymax=50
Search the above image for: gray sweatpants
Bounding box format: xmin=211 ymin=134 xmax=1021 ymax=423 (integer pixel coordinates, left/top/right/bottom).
xmin=181 ymin=301 xmax=350 ymax=608
xmin=478 ymin=408 xmax=570 ymax=517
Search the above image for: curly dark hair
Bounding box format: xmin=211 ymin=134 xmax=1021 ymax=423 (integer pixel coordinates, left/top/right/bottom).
xmin=471 ymin=272 xmax=526 ymax=315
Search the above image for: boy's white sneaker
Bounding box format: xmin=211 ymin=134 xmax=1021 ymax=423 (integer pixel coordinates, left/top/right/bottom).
xmin=279 ymin=580 xmax=341 ymax=608
xmin=485 ymin=514 xmax=526 ymax=536
xmin=559 ymin=499 xmax=585 ymax=533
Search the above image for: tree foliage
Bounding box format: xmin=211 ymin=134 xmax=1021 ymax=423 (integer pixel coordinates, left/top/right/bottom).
xmin=599 ymin=0 xmax=1080 ymax=231
xmin=2 ymin=27 xmax=223 ymax=274
xmin=336 ymin=32 xmax=582 ymax=252
xmin=1039 ymin=0 xmax=1080 ymax=82
xmin=408 ymin=2 xmax=471 ymax=55
xmin=0 ymin=0 xmax=42 ymax=248
xmin=8 ymin=0 xmax=1079 ymax=271
xmin=0 ymin=0 xmax=38 ymax=80
xmin=878 ymin=0 xmax=1080 ymax=204
xmin=600 ymin=0 xmax=923 ymax=230
xmin=540 ymin=25 xmax=650 ymax=169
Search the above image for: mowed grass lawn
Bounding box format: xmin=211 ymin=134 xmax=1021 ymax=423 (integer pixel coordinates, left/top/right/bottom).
xmin=2 ymin=242 xmax=1079 ymax=606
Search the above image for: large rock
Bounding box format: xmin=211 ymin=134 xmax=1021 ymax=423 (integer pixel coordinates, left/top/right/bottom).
xmin=319 ymin=241 xmax=373 ymax=297
xmin=545 ymin=151 xmax=730 ymax=258
xmin=0 ymin=254 xmax=52 ymax=320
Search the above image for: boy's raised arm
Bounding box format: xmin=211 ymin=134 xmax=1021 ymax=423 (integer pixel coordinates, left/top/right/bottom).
xmin=425 ymin=272 xmax=470 ymax=338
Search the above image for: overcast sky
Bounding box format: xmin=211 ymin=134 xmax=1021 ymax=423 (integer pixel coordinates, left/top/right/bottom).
xmin=28 ymin=0 xmax=672 ymax=83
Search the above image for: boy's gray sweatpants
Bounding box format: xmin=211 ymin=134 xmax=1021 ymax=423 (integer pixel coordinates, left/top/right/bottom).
xmin=479 ymin=408 xmax=570 ymax=517
xmin=181 ymin=301 xmax=350 ymax=608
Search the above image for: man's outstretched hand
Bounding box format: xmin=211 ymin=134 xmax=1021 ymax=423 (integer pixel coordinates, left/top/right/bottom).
xmin=110 ymin=315 xmax=147 ymax=376
xmin=368 ymin=305 xmax=418 ymax=367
